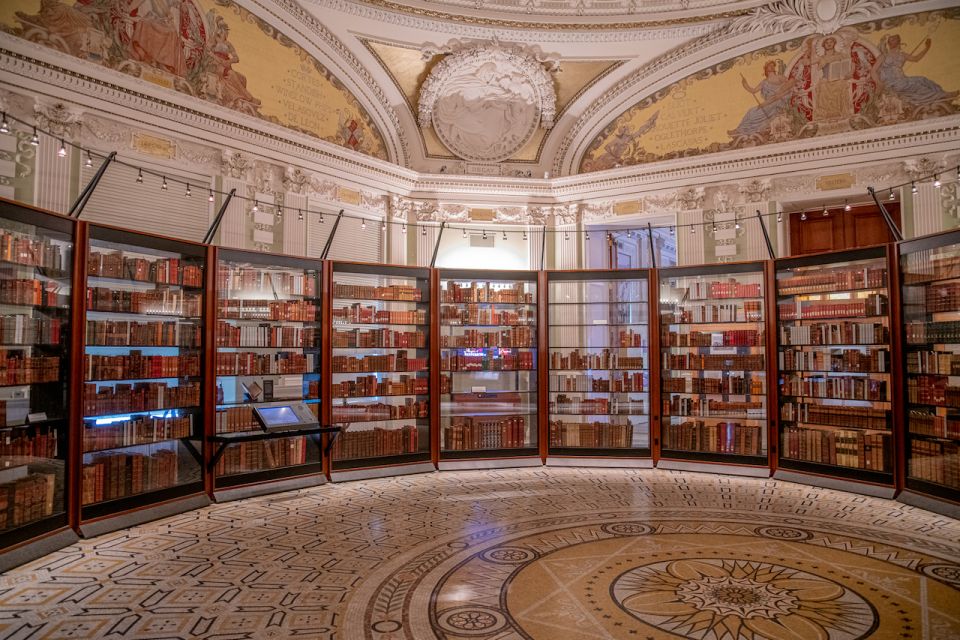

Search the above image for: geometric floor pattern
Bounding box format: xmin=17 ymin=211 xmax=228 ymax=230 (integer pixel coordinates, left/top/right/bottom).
xmin=0 ymin=468 xmax=958 ymax=639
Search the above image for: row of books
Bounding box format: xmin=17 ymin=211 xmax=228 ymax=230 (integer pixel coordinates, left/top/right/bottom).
xmin=1 ymin=279 xmax=67 ymax=308
xmin=662 ymin=302 xmax=763 ymax=324
xmin=441 ymin=282 xmax=533 ymax=304
xmin=779 ymin=348 xmax=889 ymax=373
xmin=217 ymin=268 xmax=317 ymax=297
xmin=332 ymin=353 xmax=427 ymax=373
xmin=441 ymin=327 xmax=534 ymax=348
xmin=332 ymin=425 xmax=420 ymax=460
xmin=216 ymin=405 xmax=257 ymax=433
xmin=780 ymin=374 xmax=888 ymax=402
xmin=332 ymin=399 xmax=428 ymax=422
xmin=0 ymin=229 xmax=68 ymax=274
xmin=88 ymin=251 xmax=202 ymax=288
xmin=548 ymin=307 xmax=646 ymax=327
xmin=550 ymin=350 xmax=644 ymax=371
xmin=0 ymin=427 xmax=58 ymax=458
xmin=780 ymin=402 xmax=889 ymax=430
xmin=549 ymin=420 xmax=637 ymax=448
xmin=0 ymin=353 xmax=59 ymax=385
xmin=216 ymin=438 xmax=311 ymax=476
xmin=215 ymin=351 xmax=314 ymax=376
xmin=924 ymin=282 xmax=960 ymax=313
xmin=333 ymin=283 xmax=421 ymax=302
xmin=88 ymin=287 xmax=201 ymax=317
xmin=83 ymin=415 xmax=192 ymax=452
xmin=332 ymin=305 xmax=425 ymax=325
xmin=0 ymin=471 xmax=56 ymax=531
xmin=216 ymin=322 xmax=318 ymax=349
xmin=442 ymin=416 xmax=528 ymax=450
xmin=214 ymin=380 xmax=319 ymax=405
xmin=85 ymin=352 xmax=200 ymax=381
xmin=662 ymin=329 xmax=762 ymax=347
xmin=664 ymin=353 xmax=764 ymax=371
xmin=906 ymin=351 xmax=960 ymax=375
xmin=778 ymin=322 xmax=888 ymax=346
xmin=907 ymin=374 xmax=960 ymax=408
xmin=442 ymin=351 xmax=535 ymax=372
xmin=550 ymin=395 xmax=645 ymax=415
xmin=0 ymin=316 xmax=62 ymax=346
xmin=81 ymin=448 xmax=178 ymax=505
xmin=332 ymin=374 xmax=427 ymax=398
xmin=906 ymin=321 xmax=960 ymax=345
xmin=82 ymin=382 xmax=201 ymax=418
xmin=681 ymin=280 xmax=761 ymax=301
xmin=909 ymin=440 xmax=960 ymax=489
xmin=550 ymin=372 xmax=646 ymax=393
xmin=662 ymin=421 xmax=764 ymax=455
xmin=902 ymin=251 xmax=960 ymax=285
xmin=87 ymin=319 xmax=200 ymax=347
xmin=440 ymin=306 xmax=535 ymax=326
xmin=908 ymin=410 xmax=960 ymax=439
xmin=777 ymin=266 xmax=886 ymax=295
xmin=662 ymin=374 xmax=764 ymax=395
xmin=782 ymin=427 xmax=889 ymax=471
xmin=778 ymin=294 xmax=887 ymax=321
xmin=665 ymin=396 xmax=764 ymax=419
xmin=218 ymin=300 xmax=317 ymax=322
xmin=550 ymin=329 xmax=646 ymax=348
xmin=332 ymin=328 xmax=425 ymax=349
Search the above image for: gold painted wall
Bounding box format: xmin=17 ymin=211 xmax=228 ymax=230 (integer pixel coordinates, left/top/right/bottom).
xmin=581 ymin=9 xmax=960 ymax=173
xmin=1 ymin=0 xmax=388 ymax=160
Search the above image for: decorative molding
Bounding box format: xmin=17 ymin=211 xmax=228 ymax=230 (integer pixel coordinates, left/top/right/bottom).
xmin=903 ymin=156 xmax=949 ymax=181
xmin=675 ymin=187 xmax=705 ymax=210
xmin=738 ymin=179 xmax=770 ymax=203
xmin=33 ymin=100 xmax=82 ymax=138
xmin=283 ymin=167 xmax=312 ymax=194
xmin=728 ymin=0 xmax=894 ymax=35
xmin=222 ymin=151 xmax=253 ymax=181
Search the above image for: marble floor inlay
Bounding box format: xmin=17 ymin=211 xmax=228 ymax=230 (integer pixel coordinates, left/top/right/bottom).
xmin=0 ymin=468 xmax=958 ymax=639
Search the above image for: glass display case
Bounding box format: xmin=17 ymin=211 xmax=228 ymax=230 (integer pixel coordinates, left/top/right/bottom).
xmin=899 ymin=231 xmax=960 ymax=514
xmin=775 ymin=247 xmax=894 ymax=494
xmin=81 ymin=225 xmax=207 ymax=525
xmin=438 ymin=270 xmax=539 ymax=467
xmin=0 ymin=200 xmax=76 ymax=561
xmin=213 ymin=250 xmax=323 ymax=492
xmin=658 ymin=263 xmax=769 ymax=472
xmin=329 ymin=263 xmax=432 ymax=478
xmin=546 ymin=271 xmax=650 ymax=462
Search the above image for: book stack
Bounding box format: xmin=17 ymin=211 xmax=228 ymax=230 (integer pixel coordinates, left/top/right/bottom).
xmin=331 ymin=328 xmax=425 ymax=348
xmin=662 ymin=329 xmax=762 ymax=347
xmin=550 ymin=394 xmax=645 ymax=415
xmin=924 ymin=282 xmax=960 ymax=313
xmin=332 ymin=399 xmax=428 ymax=422
xmin=909 ymin=440 xmax=960 ymax=488
xmin=907 ymin=374 xmax=960 ymax=408
xmin=216 ymin=438 xmax=308 ymax=476
xmin=661 ymin=374 xmax=764 ymax=395
xmin=333 ymin=283 xmax=421 ymax=301
xmin=87 ymin=319 xmax=200 ymax=347
xmin=216 ymin=321 xmax=318 ymax=348
xmin=549 ymin=419 xmax=634 ymax=448
xmin=783 ymin=427 xmax=889 ymax=470
xmin=678 ymin=280 xmax=760 ymax=300
xmin=332 ymin=374 xmax=427 ymax=398
xmin=0 ymin=351 xmax=59 ymax=385
xmin=81 ymin=448 xmax=178 ymax=504
xmin=779 ymin=322 xmax=888 ymax=345
xmin=0 ymin=470 xmax=56 ymax=530
xmin=85 ymin=351 xmax=199 ymax=380
xmin=332 ymin=425 xmax=419 ymax=459
xmin=0 ymin=229 xmax=67 ymax=274
xmin=550 ymin=349 xmax=644 ymax=371
xmin=780 ymin=402 xmax=888 ymax=430
xmin=217 ymin=267 xmax=316 ymax=297
xmin=332 ymin=304 xmax=425 ymax=325
xmin=215 ymin=406 xmax=258 ymax=433
xmin=440 ymin=305 xmax=536 ymax=326
xmin=778 ymin=266 xmax=886 ymax=294
xmin=442 ymin=349 xmax=534 ymax=371
xmin=907 ymin=351 xmax=960 ymax=375
xmin=217 ymin=299 xmax=318 ymax=322
xmin=0 ymin=427 xmax=58 ymax=457
xmin=664 ymin=302 xmax=762 ymax=324
xmin=442 ymin=282 xmax=532 ymax=303
xmin=777 ymin=294 xmax=887 ymax=321
xmin=0 ymin=279 xmax=67 ymax=307
xmin=87 ymin=287 xmax=202 ymax=316
xmin=441 ymin=327 xmax=534 ymax=348
xmin=902 ymin=251 xmax=960 ymax=284
xmin=662 ymin=420 xmax=763 ymax=455
xmin=82 ymin=381 xmax=201 ymax=417
xmin=442 ymin=416 xmax=527 ymax=450
xmin=665 ymin=396 xmax=764 ymax=418
xmin=908 ymin=410 xmax=960 ymax=439
xmin=0 ymin=316 xmax=62 ymax=345
xmin=332 ymin=353 xmax=427 ymax=373
xmin=665 ymin=353 xmax=764 ymax=370
xmin=83 ymin=415 xmax=192 ymax=451
xmin=906 ymin=320 xmax=960 ymax=344
xmin=549 ymin=372 xmax=645 ymax=392
xmin=215 ymin=351 xmax=314 ymax=376
xmin=88 ymin=251 xmax=202 ymax=287
xmin=780 ymin=374 xmax=887 ymax=401
xmin=779 ymin=348 xmax=888 ymax=373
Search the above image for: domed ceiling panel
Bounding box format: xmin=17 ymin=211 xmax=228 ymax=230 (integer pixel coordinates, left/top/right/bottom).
xmin=579 ymin=8 xmax=960 ymax=172
xmin=0 ymin=0 xmax=389 ymax=160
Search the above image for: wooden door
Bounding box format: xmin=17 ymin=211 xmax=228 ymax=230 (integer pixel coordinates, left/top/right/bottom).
xmin=789 ymin=203 xmax=900 ymax=256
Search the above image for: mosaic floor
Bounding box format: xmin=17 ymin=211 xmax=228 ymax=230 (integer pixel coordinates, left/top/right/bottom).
xmin=0 ymin=468 xmax=958 ymax=639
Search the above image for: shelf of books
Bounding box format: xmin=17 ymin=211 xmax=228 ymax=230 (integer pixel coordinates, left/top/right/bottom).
xmin=438 ymin=270 xmax=539 ymax=469
xmin=774 ymin=246 xmax=895 ymax=496
xmin=657 ymin=263 xmax=770 ymax=475
xmin=0 ymin=200 xmax=78 ymax=567
xmin=329 ymin=263 xmax=432 ymax=480
xmin=212 ymin=249 xmax=324 ymax=496
xmin=899 ymin=230 xmax=960 ymax=516
xmin=80 ymin=225 xmax=209 ymax=531
xmin=546 ymin=271 xmax=651 ymax=465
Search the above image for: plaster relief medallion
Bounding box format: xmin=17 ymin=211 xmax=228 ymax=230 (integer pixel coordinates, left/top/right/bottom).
xmin=419 ymin=44 xmax=556 ymax=162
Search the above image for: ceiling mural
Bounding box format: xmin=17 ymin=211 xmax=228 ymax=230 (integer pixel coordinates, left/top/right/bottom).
xmin=579 ymin=8 xmax=960 ymax=173
xmin=0 ymin=0 xmax=389 ymax=160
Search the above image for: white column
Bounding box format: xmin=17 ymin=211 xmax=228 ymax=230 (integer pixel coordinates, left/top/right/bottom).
xmin=677 ymin=209 xmax=705 ymax=266
xmin=219 ymin=177 xmax=247 ymax=248
xmin=34 ymin=132 xmax=71 ymax=214
xmin=283 ymin=192 xmax=308 ymax=256
xmin=912 ymin=182 xmax=942 ymax=238
xmin=416 ymin=222 xmax=437 ymax=267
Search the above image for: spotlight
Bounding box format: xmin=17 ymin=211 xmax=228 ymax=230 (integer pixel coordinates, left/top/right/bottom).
xmin=361 ymin=218 xmax=366 ymax=230
xmin=844 ymin=200 xmax=851 ymax=212
xmin=776 ymin=212 xmax=782 ymax=223
xmin=402 ymin=224 xmax=407 ymax=234
xmin=208 ymin=189 xmax=215 ymax=203
xmin=57 ymin=139 xmax=66 ymax=158
xmin=502 ymin=230 xmax=507 ymax=241
xmin=0 ymin=113 xmax=8 ymax=134
xmin=136 ymin=169 xmax=143 ymax=184
xmin=252 ymin=200 xmax=258 ymax=213
xmin=888 ymin=189 xmax=895 ymax=201
xmin=669 ymin=226 xmax=675 ymax=236
xmin=564 ymin=231 xmax=570 ymax=241
xmin=85 ymin=151 xmax=93 ymax=168
xmin=522 ymin=230 xmax=528 ymax=241
xmin=30 ymin=127 xmax=39 ymax=146
xmin=712 ymin=223 xmax=718 ymax=233
xmin=319 ymin=213 xmax=325 ymax=224
xmin=462 ymin=228 xmax=467 ymax=238
xmin=690 ymin=226 xmax=695 ymax=234
xmin=585 ymin=231 xmax=590 ymax=240
xmin=934 ymin=174 xmax=941 ymax=189
xmin=161 ymin=176 xmax=168 ymax=191
xmin=911 ymin=181 xmax=918 ymax=194
xmin=298 ymin=210 xmax=304 ymax=221
xmin=382 ymin=220 xmax=387 ymax=231
xmin=422 ymin=226 xmax=427 ymax=237
xmin=482 ymin=229 xmax=487 ymax=239
xmin=800 ymin=212 xmax=807 ymax=221
xmin=276 ymin=207 xmax=283 ymax=219
xmin=822 ymin=206 xmax=828 ymax=217
xmin=185 ymin=184 xmax=192 ymax=198
xmin=735 ymin=219 xmax=741 ymax=229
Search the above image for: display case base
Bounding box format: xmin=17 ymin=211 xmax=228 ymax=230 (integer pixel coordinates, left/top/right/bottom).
xmin=439 ymin=458 xmax=543 ymax=471
xmin=214 ymin=473 xmax=327 ymax=503
xmin=0 ymin=528 xmax=79 ymax=573
xmin=658 ymin=459 xmax=770 ymax=478
xmin=79 ymin=494 xmax=211 ymax=538
xmin=773 ymin=470 xmax=895 ymax=499
xmin=896 ymin=490 xmax=960 ymax=519
xmin=331 ymin=461 xmax=436 ymax=482
xmin=547 ymin=457 xmax=653 ymax=469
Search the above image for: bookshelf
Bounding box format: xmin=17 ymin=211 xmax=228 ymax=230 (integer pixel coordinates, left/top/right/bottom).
xmin=657 ymin=263 xmax=770 ymax=474
xmin=546 ymin=271 xmax=650 ymax=463
xmin=0 ymin=200 xmax=77 ymax=565
xmin=329 ymin=263 xmax=432 ymax=479
xmin=81 ymin=225 xmax=207 ymax=527
xmin=438 ymin=270 xmax=539 ymax=468
xmin=212 ymin=249 xmax=323 ymax=494
xmin=774 ymin=246 xmax=894 ymax=495
xmin=899 ymin=230 xmax=960 ymax=515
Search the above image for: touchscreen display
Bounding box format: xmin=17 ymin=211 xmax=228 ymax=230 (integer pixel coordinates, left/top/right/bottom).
xmin=258 ymin=406 xmax=297 ymax=426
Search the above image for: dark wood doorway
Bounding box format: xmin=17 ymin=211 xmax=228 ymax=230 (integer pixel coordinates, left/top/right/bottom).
xmin=789 ymin=203 xmax=901 ymax=256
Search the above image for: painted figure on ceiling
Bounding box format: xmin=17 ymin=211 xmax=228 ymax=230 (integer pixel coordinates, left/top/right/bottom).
xmin=728 ymin=59 xmax=797 ymax=142
xmin=803 ymin=36 xmax=854 ymax=124
xmin=871 ymin=34 xmax=958 ymax=107
xmin=203 ymin=13 xmax=260 ymax=113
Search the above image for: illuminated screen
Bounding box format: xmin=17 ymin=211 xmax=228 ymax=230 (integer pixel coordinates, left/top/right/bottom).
xmin=258 ymin=406 xmax=297 ymax=426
